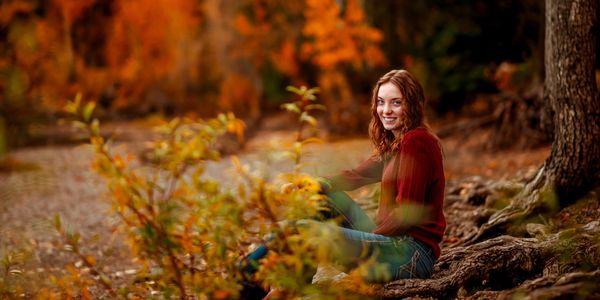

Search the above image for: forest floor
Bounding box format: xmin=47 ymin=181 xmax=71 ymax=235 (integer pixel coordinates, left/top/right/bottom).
xmin=0 ymin=117 xmax=569 ymax=297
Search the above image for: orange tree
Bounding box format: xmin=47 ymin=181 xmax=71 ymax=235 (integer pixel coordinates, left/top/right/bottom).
xmin=0 ymin=0 xmax=205 ymax=151
xmin=211 ymin=0 xmax=386 ymax=131
xmin=301 ymin=0 xmax=386 ymax=133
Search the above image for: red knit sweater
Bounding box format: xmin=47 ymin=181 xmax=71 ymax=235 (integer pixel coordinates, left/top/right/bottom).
xmin=325 ymin=128 xmax=446 ymax=258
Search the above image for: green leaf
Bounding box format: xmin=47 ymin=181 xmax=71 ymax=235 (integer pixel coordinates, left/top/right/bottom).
xmin=90 ymin=119 xmax=100 ymax=136
xmin=305 ymin=104 xmax=326 ymax=111
xmin=286 ymin=85 xmax=301 ymax=95
xmin=301 ymin=137 xmax=323 ymax=145
xmin=281 ymin=103 xmax=301 ymax=114
xmin=299 ymin=112 xmax=317 ymax=126
xmin=293 ymin=141 xmax=302 ymax=154
xmin=286 ymin=85 xmax=311 ymax=97
xmin=82 ymin=102 xmax=96 ymax=122
xmin=63 ymin=93 xmax=82 ymax=114
xmin=74 ymin=93 xmax=82 ymax=105
xmin=63 ymin=101 xmax=78 ymax=114
xmin=217 ymin=113 xmax=227 ymax=124
xmin=307 ymin=87 xmax=320 ymax=94
xmin=71 ymin=120 xmax=86 ymax=129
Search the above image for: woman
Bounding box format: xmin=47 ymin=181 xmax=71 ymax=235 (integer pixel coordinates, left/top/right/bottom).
xmin=242 ymin=69 xmax=446 ymax=295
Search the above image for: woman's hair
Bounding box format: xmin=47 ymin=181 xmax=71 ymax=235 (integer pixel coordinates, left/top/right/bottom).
xmin=369 ymin=69 xmax=427 ymax=158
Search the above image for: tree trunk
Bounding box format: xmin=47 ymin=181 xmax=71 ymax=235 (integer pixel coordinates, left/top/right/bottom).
xmin=543 ymin=0 xmax=600 ymax=204
xmin=466 ymin=0 xmax=599 ymax=243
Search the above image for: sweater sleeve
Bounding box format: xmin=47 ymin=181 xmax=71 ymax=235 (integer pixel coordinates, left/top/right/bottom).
xmin=373 ymin=135 xmax=432 ymax=235
xmin=323 ymin=154 xmax=383 ymax=192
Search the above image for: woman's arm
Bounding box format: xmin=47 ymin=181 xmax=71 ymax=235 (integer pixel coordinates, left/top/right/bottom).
xmin=320 ymin=154 xmax=384 ymax=193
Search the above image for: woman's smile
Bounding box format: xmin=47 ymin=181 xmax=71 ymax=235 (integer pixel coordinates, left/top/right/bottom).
xmin=376 ymin=82 xmax=405 ymax=136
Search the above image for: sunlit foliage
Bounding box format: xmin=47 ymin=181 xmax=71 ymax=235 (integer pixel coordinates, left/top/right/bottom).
xmin=1 ymin=0 xmax=386 ymax=150
xmin=106 ymin=0 xmax=201 ymax=111
xmin=301 ymin=0 xmax=387 ymax=133
xmin=24 ymin=88 xmax=372 ymax=298
xmin=302 ymin=0 xmax=385 ymax=70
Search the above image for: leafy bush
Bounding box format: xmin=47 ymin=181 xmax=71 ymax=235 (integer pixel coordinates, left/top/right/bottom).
xmin=45 ymin=87 xmax=370 ymax=299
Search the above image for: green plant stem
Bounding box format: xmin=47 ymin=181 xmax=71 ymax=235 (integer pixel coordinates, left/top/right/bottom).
xmin=294 ymin=120 xmax=305 ymax=173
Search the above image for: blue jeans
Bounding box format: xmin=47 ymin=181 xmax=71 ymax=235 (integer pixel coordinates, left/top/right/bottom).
xmin=242 ymin=192 xmax=435 ymax=283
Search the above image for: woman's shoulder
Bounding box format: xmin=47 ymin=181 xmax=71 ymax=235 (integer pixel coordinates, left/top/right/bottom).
xmin=403 ymin=127 xmax=438 ymax=145
xmin=399 ymin=128 xmax=443 ymax=158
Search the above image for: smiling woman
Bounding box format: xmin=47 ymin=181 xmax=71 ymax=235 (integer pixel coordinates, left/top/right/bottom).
xmin=240 ymin=69 xmax=445 ymax=299
xmin=376 ymin=82 xmax=405 ymax=134
xmin=369 ymin=70 xmax=427 ymax=157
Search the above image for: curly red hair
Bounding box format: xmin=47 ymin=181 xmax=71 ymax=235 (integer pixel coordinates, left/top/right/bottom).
xmin=369 ymin=69 xmax=427 ymax=158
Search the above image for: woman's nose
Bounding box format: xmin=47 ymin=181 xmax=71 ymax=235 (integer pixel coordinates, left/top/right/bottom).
xmin=383 ymin=104 xmax=392 ymax=114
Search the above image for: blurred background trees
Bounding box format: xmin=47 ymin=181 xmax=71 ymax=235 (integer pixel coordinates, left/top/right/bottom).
xmin=1 ymin=0 xmax=597 ymax=151
xmin=365 ymin=0 xmax=545 ymax=112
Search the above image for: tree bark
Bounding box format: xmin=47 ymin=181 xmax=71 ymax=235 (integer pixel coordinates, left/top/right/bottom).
xmin=543 ymin=0 xmax=600 ymax=203
xmin=466 ymin=0 xmax=599 ymax=244
xmin=467 ymin=270 xmax=600 ymax=300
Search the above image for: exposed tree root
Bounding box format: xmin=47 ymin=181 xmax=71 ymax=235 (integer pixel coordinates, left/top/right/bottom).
xmin=468 ymin=270 xmax=600 ymax=299
xmin=380 ymin=236 xmax=547 ymax=299
xmin=323 ymin=175 xmax=599 ymax=299
xmin=442 ymin=177 xmax=524 ymax=248
xmin=378 ymin=221 xmax=600 ymax=299
xmin=465 ymin=166 xmax=550 ymax=245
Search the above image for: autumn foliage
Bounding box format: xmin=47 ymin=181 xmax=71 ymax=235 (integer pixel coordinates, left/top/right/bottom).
xmin=14 ymin=87 xmax=373 ymax=298
xmin=0 ymin=0 xmax=385 ymax=139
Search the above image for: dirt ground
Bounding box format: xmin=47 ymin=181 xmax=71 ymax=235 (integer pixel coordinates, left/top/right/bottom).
xmin=0 ymin=121 xmax=550 ymax=296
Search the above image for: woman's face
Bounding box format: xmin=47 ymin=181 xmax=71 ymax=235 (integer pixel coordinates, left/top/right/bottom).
xmin=376 ymin=82 xmax=405 ymax=137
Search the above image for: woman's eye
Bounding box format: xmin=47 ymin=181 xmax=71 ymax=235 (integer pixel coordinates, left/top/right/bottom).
xmin=376 ymin=100 xmax=384 ymax=105
xmin=393 ymin=100 xmax=402 ymax=106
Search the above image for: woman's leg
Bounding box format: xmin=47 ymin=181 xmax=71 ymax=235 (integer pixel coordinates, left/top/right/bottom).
xmin=391 ymin=236 xmax=435 ymax=280
xmin=321 ymin=193 xmax=434 ymax=280
xmin=297 ymin=221 xmax=435 ymax=283
xmin=240 ymin=192 xmax=396 ymax=288
xmin=240 ymin=220 xmax=435 ymax=288
xmin=241 ymin=192 xmax=373 ymax=274
xmin=323 ymin=191 xmax=376 ymax=232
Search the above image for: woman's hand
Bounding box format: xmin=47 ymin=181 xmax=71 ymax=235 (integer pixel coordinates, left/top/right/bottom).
xmin=280 ymin=176 xmax=330 ymax=194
